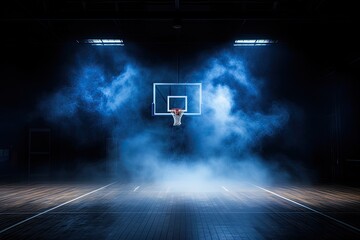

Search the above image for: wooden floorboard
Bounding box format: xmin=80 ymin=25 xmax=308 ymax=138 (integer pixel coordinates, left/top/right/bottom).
xmin=0 ymin=182 xmax=359 ymax=239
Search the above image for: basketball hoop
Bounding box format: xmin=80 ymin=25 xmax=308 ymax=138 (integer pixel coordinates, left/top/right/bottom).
xmin=170 ymin=108 xmax=184 ymax=126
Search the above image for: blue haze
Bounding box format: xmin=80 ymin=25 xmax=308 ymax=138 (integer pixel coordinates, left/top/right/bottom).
xmin=40 ymin=47 xmax=299 ymax=187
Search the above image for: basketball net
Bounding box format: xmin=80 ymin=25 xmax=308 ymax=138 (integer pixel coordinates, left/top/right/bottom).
xmin=170 ymin=108 xmax=184 ymax=126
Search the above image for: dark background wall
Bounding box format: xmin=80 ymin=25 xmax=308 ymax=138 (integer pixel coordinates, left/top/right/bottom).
xmin=0 ymin=42 xmax=358 ymax=184
xmin=0 ymin=0 xmax=359 ymax=184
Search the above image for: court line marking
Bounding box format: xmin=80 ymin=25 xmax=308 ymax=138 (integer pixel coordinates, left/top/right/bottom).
xmin=222 ymin=186 xmax=230 ymax=192
xmin=0 ymin=211 xmax=334 ymax=214
xmin=254 ymin=184 xmax=360 ymax=233
xmin=0 ymin=181 xmax=117 ymax=235
xmin=133 ymin=186 xmax=140 ymax=192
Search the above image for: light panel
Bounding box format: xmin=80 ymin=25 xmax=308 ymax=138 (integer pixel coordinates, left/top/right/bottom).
xmin=234 ymin=39 xmax=277 ymax=47
xmin=79 ymin=39 xmax=124 ymax=46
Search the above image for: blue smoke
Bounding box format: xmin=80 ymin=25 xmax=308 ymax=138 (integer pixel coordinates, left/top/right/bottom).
xmin=43 ymin=63 xmax=138 ymax=118
xmin=187 ymin=52 xmax=289 ymax=157
xmin=40 ymin=47 xmax=298 ymax=186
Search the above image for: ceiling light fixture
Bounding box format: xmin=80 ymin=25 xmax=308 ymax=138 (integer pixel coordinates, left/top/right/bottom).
xmin=79 ymin=39 xmax=124 ymax=46
xmin=234 ymin=39 xmax=277 ymax=47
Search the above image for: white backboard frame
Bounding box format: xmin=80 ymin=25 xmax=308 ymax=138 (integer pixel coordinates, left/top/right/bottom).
xmin=153 ymin=83 xmax=202 ymax=116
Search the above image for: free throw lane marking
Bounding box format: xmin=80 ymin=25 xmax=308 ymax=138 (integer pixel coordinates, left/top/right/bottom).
xmin=0 ymin=181 xmax=117 ymax=234
xmin=254 ymin=184 xmax=360 ymax=233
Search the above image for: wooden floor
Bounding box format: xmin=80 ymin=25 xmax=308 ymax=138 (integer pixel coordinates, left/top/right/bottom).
xmin=0 ymin=181 xmax=359 ymax=239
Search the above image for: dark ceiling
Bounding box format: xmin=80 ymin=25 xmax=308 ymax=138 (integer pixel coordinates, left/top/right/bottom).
xmin=1 ymin=0 xmax=359 ymax=45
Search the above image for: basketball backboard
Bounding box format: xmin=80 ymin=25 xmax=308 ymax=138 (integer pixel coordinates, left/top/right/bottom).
xmin=152 ymin=83 xmax=202 ymax=116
